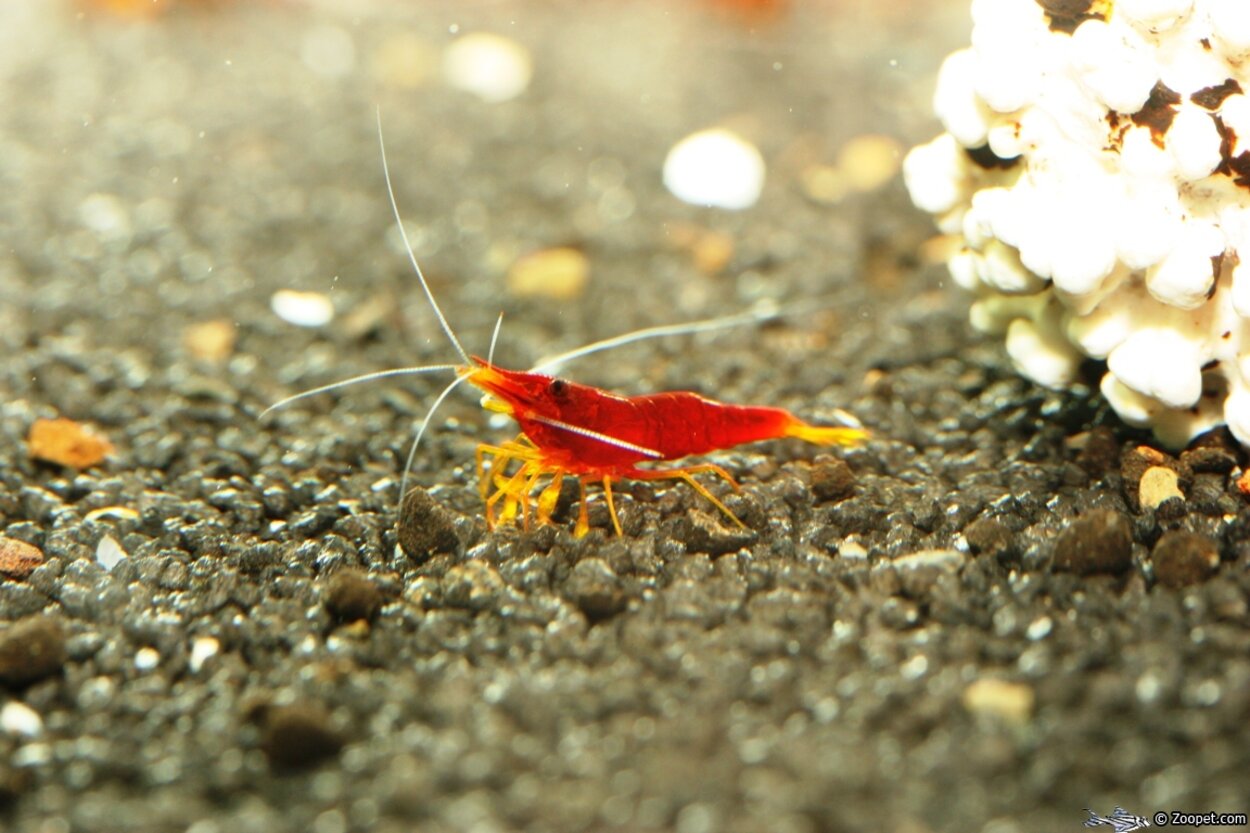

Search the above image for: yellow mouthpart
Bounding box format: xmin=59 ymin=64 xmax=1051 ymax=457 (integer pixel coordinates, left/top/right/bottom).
xmin=480 ymin=394 xmax=513 ymax=415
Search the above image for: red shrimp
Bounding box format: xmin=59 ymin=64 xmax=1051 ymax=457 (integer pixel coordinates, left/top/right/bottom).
xmin=265 ymin=112 xmax=868 ymax=539
xmin=465 ymin=358 xmax=866 ymax=536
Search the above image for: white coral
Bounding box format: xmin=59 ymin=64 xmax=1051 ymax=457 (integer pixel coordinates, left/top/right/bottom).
xmin=906 ymin=0 xmax=1250 ymax=447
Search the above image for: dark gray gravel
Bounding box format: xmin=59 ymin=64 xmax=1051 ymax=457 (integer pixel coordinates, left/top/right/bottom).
xmin=2 ymin=2 xmax=1249 ymax=832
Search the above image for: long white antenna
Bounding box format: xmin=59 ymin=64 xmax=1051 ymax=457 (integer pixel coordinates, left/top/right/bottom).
xmin=260 ymin=364 xmax=459 ymax=418
xmin=529 ymin=300 xmax=782 ymax=374
xmin=377 ymin=108 xmax=471 ymax=366
xmin=487 ymin=312 xmax=505 ymax=367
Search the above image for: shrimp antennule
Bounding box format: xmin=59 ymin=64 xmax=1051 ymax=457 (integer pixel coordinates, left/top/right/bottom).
xmin=260 ymin=364 xmax=460 ymax=419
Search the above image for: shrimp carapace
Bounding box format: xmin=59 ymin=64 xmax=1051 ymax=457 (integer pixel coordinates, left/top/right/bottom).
xmin=462 ymin=356 xmax=868 ymax=537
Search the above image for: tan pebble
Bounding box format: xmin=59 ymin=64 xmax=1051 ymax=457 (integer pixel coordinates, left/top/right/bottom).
xmin=0 ymin=537 xmax=44 ymax=579
xmin=28 ymin=417 xmax=114 ymax=469
xmin=1139 ymin=465 xmax=1183 ymax=510
xmin=666 ymin=224 xmax=735 ymax=274
xmin=837 ymin=133 xmax=903 ymax=192
xmin=962 ymin=678 xmax=1034 ymax=725
xmin=800 ymin=164 xmax=848 ymax=204
xmin=183 ymin=319 xmax=236 ymax=362
xmin=691 ymin=231 xmax=734 ymax=275
xmin=83 ymin=505 xmax=141 ymax=523
xmin=506 ymin=247 xmax=589 ymax=300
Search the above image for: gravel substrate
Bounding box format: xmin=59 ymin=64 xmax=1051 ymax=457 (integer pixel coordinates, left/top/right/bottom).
xmin=1 ymin=2 xmax=1247 ymax=832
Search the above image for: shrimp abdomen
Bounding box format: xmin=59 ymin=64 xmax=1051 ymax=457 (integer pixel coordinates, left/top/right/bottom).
xmin=630 ymin=392 xmax=865 ymax=458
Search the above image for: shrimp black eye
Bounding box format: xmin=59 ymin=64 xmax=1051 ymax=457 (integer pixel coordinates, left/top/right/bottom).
xmin=549 ymin=378 xmax=569 ymax=399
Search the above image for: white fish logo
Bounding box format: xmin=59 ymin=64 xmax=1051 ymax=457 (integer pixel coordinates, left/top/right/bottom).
xmin=1083 ymin=807 xmax=1152 ymax=833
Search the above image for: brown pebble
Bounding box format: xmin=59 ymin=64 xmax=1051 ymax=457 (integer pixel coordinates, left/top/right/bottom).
xmin=27 ymin=417 xmax=114 ymax=469
xmin=1052 ymin=508 xmax=1134 ymax=575
xmin=1071 ymin=426 xmax=1119 ymax=477
xmin=675 ymin=509 xmax=755 ymax=556
xmin=323 ymin=569 xmax=384 ymax=623
xmin=810 ymin=457 xmax=856 ymax=503
xmin=0 ymin=617 xmax=67 ymax=687
xmin=0 ymin=538 xmax=44 ymax=579
xmin=260 ymin=703 xmax=343 ymax=770
xmin=1152 ymin=531 xmax=1219 ymax=588
xmin=397 ymin=487 xmax=460 ymax=562
xmin=963 ymin=518 xmax=1014 ymax=559
xmin=1180 ymin=446 xmax=1238 ymax=475
xmin=566 ymin=558 xmax=627 ymax=621
xmin=1181 ymin=427 xmax=1241 ymax=474
xmin=0 ymin=763 xmax=33 ymax=806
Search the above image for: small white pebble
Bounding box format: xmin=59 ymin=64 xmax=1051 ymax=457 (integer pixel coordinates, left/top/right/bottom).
xmin=78 ymin=192 xmax=132 ymax=241
xmin=663 ymin=129 xmax=766 ymax=211
xmin=899 ymin=654 xmax=929 ymax=680
xmin=135 ymin=647 xmax=161 ymax=672
xmin=189 ymin=637 xmax=221 ymax=674
xmin=442 ymin=32 xmax=532 ymax=103
xmin=271 ymin=289 xmax=335 ymax=328
xmin=1025 ymin=615 xmax=1053 ymax=641
xmin=1136 ymin=670 xmax=1164 ymax=704
xmin=95 ymin=535 xmax=128 ymax=572
xmin=1 ymin=701 xmax=43 ymax=739
xmin=839 ymin=540 xmax=868 ymax=560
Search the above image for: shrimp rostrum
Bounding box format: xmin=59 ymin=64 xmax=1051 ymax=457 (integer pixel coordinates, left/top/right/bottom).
xmin=264 ymin=113 xmax=868 ymax=538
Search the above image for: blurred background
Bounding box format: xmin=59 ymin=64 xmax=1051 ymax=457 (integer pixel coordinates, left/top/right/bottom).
xmin=0 ymin=0 xmax=970 ymax=372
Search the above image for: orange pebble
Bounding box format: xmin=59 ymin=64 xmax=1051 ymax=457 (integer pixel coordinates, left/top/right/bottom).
xmin=0 ymin=537 xmax=44 ymax=579
xmin=27 ymin=417 xmax=115 ymax=469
